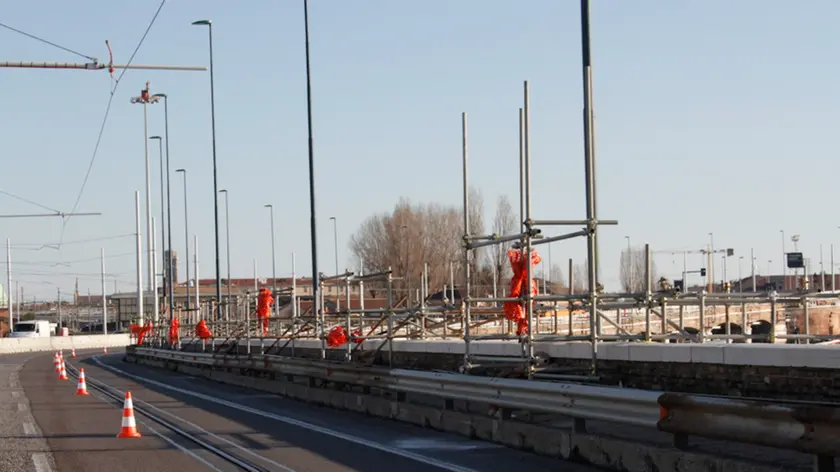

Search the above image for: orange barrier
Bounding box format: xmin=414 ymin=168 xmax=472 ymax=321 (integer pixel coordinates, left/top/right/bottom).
xmin=195 ymin=319 xmax=213 ymax=339
xmin=257 ymin=288 xmax=274 ymax=335
xmin=326 ymin=326 xmax=347 ymax=347
xmin=168 ymin=318 xmax=180 ymax=345
xmin=502 ymin=249 xmax=542 ymax=336
xmin=130 ymin=323 xmax=152 ymax=345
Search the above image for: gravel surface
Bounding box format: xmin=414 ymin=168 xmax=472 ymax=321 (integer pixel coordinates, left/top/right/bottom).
xmin=0 ymin=353 xmax=58 ymax=472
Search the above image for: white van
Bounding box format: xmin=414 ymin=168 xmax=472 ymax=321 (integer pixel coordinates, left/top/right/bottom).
xmin=8 ymin=320 xmax=53 ymax=338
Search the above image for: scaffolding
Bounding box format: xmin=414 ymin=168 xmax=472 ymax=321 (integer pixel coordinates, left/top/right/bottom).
xmin=131 ymin=1 xmax=840 ymax=376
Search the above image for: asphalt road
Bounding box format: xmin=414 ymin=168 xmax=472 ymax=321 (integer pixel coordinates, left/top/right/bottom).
xmin=12 ymin=348 xmax=603 ymax=472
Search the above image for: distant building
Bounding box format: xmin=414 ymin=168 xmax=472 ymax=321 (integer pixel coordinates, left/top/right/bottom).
xmin=0 ymin=284 xmax=5 ymax=307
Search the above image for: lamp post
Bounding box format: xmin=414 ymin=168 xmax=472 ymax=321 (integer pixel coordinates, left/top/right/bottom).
xmin=192 ymin=19 xmax=222 ymax=319
xmin=176 ymin=169 xmax=191 ymax=310
xmin=780 ymin=229 xmax=786 ymax=290
xmin=265 ymin=204 xmax=278 ymax=316
xmin=330 ymin=216 xmax=338 ymax=275
xmin=301 ymin=0 xmax=320 ymax=318
xmin=738 ymin=256 xmax=744 ymax=292
xmin=150 ymin=135 xmax=166 ymax=313
xmin=219 ymin=189 xmax=232 ymax=321
xmin=152 ymin=93 xmax=175 ymax=319
xmin=708 ymin=232 xmax=715 ymax=292
xmin=129 ymin=82 xmax=160 ymax=293
xmin=624 ymin=235 xmax=631 ymax=291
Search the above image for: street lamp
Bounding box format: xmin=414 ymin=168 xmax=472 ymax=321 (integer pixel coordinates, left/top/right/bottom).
xmin=129 ymin=82 xmax=160 ymax=303
xmin=301 ymin=0 xmax=320 ymax=318
xmin=152 ymin=92 xmax=175 ymax=319
xmin=192 ymin=19 xmax=222 ymax=319
xmin=265 ymin=204 xmax=278 ymax=316
xmin=624 ymin=236 xmax=631 ymax=291
xmin=738 ymin=256 xmax=744 ymax=292
xmin=150 ymin=135 xmax=166 ymax=313
xmin=176 ymin=169 xmax=191 ymax=310
xmin=780 ymin=230 xmax=786 ymax=290
xmin=330 ymin=216 xmax=338 ymax=275
xmin=219 ymin=189 xmax=231 ymax=321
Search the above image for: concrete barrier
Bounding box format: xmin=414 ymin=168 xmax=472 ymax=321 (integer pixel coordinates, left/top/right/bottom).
xmin=0 ymin=334 xmax=131 ymax=354
xmin=127 ymin=352 xmax=785 ymax=472
xmin=179 ymin=337 xmax=840 ymax=368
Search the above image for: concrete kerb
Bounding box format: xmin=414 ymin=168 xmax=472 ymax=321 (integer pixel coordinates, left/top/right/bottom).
xmin=126 ymin=353 xmax=784 ymax=472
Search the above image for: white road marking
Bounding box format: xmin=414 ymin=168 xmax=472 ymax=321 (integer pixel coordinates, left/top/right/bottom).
xmin=32 ymin=452 xmax=51 ymax=472
xmin=23 ymin=422 xmax=37 ymax=436
xmin=18 ymin=403 xmax=27 ymax=412
xmin=393 ymin=438 xmax=502 ymax=451
xmin=94 ymin=357 xmax=480 ymax=472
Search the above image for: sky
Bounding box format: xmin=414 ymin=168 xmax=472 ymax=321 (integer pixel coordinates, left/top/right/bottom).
xmin=2 ymin=0 xmax=840 ymax=301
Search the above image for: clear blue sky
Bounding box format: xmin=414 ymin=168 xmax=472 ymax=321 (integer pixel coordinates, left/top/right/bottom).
xmin=2 ymin=1 xmax=839 ymax=301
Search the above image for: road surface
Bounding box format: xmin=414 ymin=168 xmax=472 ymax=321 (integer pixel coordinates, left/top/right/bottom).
xmin=6 ymin=348 xmax=600 ymax=472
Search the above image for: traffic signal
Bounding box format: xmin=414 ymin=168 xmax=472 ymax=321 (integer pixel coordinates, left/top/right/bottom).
xmin=700 ymin=268 xmax=707 ymax=277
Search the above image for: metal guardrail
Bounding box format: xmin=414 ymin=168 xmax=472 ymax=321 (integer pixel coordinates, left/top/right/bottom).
xmin=658 ymin=393 xmax=840 ymax=458
xmin=133 ymin=347 xmax=661 ymax=428
xmin=131 ymin=347 xmax=838 ymax=470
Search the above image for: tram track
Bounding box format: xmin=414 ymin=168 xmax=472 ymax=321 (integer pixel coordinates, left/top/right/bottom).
xmin=63 ymin=360 xmax=292 ymax=472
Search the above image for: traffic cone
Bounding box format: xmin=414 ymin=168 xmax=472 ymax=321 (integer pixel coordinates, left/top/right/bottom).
xmin=75 ymin=368 xmax=89 ymax=395
xmin=53 ymin=353 xmax=60 ymax=371
xmin=71 ymin=348 xmax=76 ymax=358
xmin=58 ymin=361 xmax=68 ymax=381
xmin=103 ymin=346 xmax=108 ymax=354
xmin=116 ymin=392 xmax=141 ymax=438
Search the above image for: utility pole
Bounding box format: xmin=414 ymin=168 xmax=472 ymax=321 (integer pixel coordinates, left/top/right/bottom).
xmin=57 ymin=288 xmax=62 ymax=335
xmin=101 ymin=247 xmax=107 ymax=335
xmin=6 ymin=238 xmax=11 ymax=333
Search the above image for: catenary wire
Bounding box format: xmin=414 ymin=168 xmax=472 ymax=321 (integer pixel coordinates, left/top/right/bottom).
xmin=60 ymin=0 xmax=168 ymax=243
xmin=0 ymin=21 xmax=96 ymax=61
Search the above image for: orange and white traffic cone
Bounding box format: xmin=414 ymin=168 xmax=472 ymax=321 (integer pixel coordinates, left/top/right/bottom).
xmin=116 ymin=392 xmax=141 ymax=438
xmin=103 ymin=346 xmax=108 ymax=354
xmin=53 ymin=352 xmax=60 ymax=371
xmin=58 ymin=361 xmax=68 ymax=381
xmin=71 ymin=348 xmax=76 ymax=358
xmin=75 ymin=368 xmax=89 ymax=395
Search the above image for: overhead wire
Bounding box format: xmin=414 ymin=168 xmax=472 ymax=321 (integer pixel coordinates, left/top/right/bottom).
xmin=0 ymin=188 xmax=61 ymax=214
xmin=60 ymin=0 xmax=168 ymax=244
xmin=11 ymin=233 xmax=134 ymax=250
xmin=0 ymin=251 xmax=135 ymax=267
xmin=0 ymin=21 xmax=96 ymax=61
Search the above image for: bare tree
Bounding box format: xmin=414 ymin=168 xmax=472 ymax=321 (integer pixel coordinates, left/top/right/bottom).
xmin=467 ymin=187 xmax=487 ymax=292
xmin=572 ymin=263 xmax=587 ymax=293
xmin=490 ymin=195 xmax=517 ymax=288
xmin=549 ymin=263 xmax=566 ymax=293
xmin=349 ymin=188 xmax=487 ymax=302
xmin=619 ymin=246 xmax=658 ymax=293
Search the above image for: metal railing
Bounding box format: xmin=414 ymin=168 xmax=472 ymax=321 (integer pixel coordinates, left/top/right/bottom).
xmin=131 ymin=347 xmax=838 ymax=470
